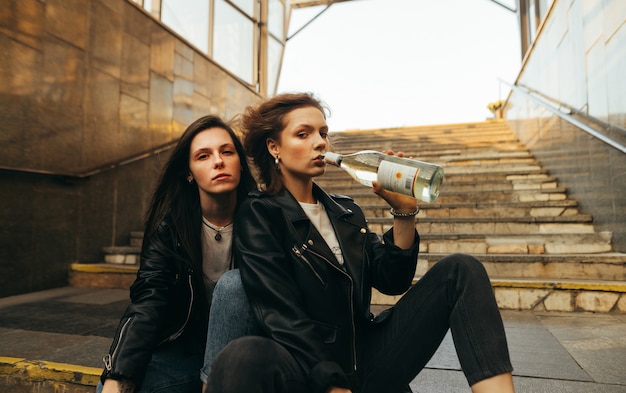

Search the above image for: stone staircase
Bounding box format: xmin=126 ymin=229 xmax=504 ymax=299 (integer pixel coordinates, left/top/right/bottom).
xmin=70 ymin=120 xmax=626 ymax=313
xmin=317 ymin=120 xmax=626 ymax=313
xmin=69 ymin=232 xmax=143 ymax=289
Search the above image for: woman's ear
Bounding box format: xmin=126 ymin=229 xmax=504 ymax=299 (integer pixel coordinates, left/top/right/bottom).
xmin=266 ymin=138 xmax=279 ymax=156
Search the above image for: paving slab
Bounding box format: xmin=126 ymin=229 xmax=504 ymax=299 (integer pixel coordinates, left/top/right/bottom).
xmin=424 ymin=325 xmax=592 ymax=382
xmin=537 ymin=312 xmax=626 ymax=386
xmin=0 ymin=329 xmax=109 ymax=368
xmin=411 ymin=369 xmax=626 ymax=393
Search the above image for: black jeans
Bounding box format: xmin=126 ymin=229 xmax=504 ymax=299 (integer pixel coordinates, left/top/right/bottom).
xmin=206 ymin=253 xmax=512 ymax=393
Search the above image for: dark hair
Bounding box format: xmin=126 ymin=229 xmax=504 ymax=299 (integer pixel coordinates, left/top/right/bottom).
xmin=241 ymin=92 xmax=328 ymax=194
xmin=144 ymin=115 xmax=256 ymax=269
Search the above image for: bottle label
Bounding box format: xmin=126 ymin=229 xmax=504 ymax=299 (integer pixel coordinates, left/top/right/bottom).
xmin=377 ymin=160 xmax=419 ymax=195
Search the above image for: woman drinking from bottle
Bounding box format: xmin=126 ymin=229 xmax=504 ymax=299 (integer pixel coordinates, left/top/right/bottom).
xmin=205 ymin=93 xmax=515 ymax=393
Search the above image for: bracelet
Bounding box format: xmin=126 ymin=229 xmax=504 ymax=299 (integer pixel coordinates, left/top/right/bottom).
xmin=390 ymin=206 xmax=419 ymax=217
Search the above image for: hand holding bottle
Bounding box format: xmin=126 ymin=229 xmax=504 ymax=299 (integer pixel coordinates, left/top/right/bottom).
xmin=323 ymin=149 xmax=443 ymax=203
xmin=372 ymin=149 xmax=419 ymax=211
xmin=372 ymin=179 xmax=419 ymax=213
xmin=373 ymin=150 xmax=420 ymax=249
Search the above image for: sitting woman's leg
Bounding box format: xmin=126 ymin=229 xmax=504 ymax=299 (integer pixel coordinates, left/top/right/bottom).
xmin=357 ymin=253 xmax=514 ymax=393
xmin=206 ymin=336 xmax=307 ymax=393
xmin=439 ymin=254 xmax=513 ymax=391
xmin=200 ymin=269 xmax=260 ymax=385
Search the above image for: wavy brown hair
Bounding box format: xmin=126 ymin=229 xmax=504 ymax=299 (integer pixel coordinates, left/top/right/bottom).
xmin=240 ymin=92 xmax=329 ymax=194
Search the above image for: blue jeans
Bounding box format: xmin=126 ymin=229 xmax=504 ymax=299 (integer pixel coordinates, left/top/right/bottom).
xmin=96 ymin=340 xmax=203 ymax=393
xmin=206 ymin=254 xmax=512 ymax=393
xmin=200 ymin=269 xmax=260 ymax=384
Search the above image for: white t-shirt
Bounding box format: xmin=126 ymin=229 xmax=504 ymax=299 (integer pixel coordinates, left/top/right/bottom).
xmin=201 ymin=216 xmax=234 ymax=300
xmin=299 ymin=201 xmax=345 ymax=265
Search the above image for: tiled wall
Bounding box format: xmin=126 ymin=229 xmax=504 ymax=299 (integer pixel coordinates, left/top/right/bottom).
xmin=505 ymin=0 xmax=626 ymax=251
xmin=0 ymin=0 xmax=260 ymax=296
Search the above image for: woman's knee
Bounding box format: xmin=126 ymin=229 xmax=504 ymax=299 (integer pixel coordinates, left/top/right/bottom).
xmin=215 ymin=337 xmax=289 ymax=367
xmin=213 ymin=270 xmax=248 ymax=309
xmin=438 ymin=253 xmax=485 ymax=271
xmin=208 ymin=337 xmax=305 ymax=391
xmin=215 ymin=269 xmax=244 ymax=294
xmin=431 ymin=253 xmax=492 ymax=285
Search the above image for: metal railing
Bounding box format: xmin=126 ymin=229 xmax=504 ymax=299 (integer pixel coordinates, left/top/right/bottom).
xmin=0 ymin=141 xmax=178 ymax=181
xmin=499 ymin=79 xmax=626 ymax=154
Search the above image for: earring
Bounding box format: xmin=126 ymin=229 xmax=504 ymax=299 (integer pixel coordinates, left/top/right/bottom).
xmin=274 ymin=155 xmax=280 ymax=171
xmin=187 ymin=175 xmax=193 ymax=183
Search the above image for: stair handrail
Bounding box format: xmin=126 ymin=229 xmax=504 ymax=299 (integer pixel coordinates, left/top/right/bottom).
xmin=499 ymin=79 xmax=626 ymax=154
xmin=0 ymin=140 xmax=179 ymax=181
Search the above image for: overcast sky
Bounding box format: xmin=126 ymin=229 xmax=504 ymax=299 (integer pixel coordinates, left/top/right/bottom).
xmin=277 ymin=0 xmax=522 ymax=131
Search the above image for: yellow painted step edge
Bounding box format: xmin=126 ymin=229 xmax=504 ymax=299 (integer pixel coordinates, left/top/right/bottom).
xmin=0 ymin=356 xmax=101 ymax=385
xmin=491 ymin=279 xmax=626 ymax=293
xmin=410 ymin=278 xmax=626 ymax=293
xmin=70 ymin=262 xmax=138 ymax=274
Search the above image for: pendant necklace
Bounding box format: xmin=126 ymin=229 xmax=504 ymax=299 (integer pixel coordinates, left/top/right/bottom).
xmin=202 ymin=219 xmax=233 ymax=241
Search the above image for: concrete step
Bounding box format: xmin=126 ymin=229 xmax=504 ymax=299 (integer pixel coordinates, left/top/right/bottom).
xmin=101 ymin=232 xmax=143 ymax=264
xmin=102 ymin=246 xmax=140 ymax=264
xmin=321 ymin=167 xmax=551 ymax=183
xmin=320 ymin=178 xmax=559 ymax=193
xmin=416 ymin=253 xmax=626 ymax=281
xmin=417 ymin=232 xmax=614 ymax=255
xmin=69 ymin=262 xmax=626 ymax=314
xmin=69 ymin=263 xmax=137 ymax=289
xmin=372 ymin=276 xmax=626 ymax=313
xmin=130 ymin=231 xmax=143 ymax=247
xmin=357 ymin=200 xmax=580 ymax=218
xmin=332 ymin=126 xmax=518 ymax=144
xmin=368 ymin=218 xmax=595 ymax=237
xmin=320 ymin=169 xmax=552 ymax=183
xmin=332 ymin=143 xmax=528 ymax=155
xmin=321 ymin=167 xmax=553 ymax=185
xmin=341 ymin=188 xmax=570 ymax=205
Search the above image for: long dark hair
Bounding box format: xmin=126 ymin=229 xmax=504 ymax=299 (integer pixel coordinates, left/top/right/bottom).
xmin=241 ymin=92 xmax=328 ymax=194
xmin=143 ymin=115 xmax=256 ymax=268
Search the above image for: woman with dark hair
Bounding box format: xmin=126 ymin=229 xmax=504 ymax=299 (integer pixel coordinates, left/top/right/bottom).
xmin=205 ymin=93 xmax=515 ymax=393
xmin=98 ymin=115 xmax=256 ymax=393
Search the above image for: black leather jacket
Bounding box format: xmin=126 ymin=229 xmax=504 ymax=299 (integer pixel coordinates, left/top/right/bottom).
xmin=237 ymin=184 xmax=419 ymax=393
xmin=100 ymin=219 xmax=209 ymax=388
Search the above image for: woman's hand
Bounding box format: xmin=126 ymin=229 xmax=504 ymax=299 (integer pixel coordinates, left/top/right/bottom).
xmin=374 ymin=150 xmax=419 ymax=212
xmin=374 ymin=149 xmax=419 ymax=249
xmin=372 ymin=180 xmax=418 ymax=212
xmin=326 ymin=388 xmax=352 ymax=393
xmin=101 ymin=378 xmax=135 ymax=393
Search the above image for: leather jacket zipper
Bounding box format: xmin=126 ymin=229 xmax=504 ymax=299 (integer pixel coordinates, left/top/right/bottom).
xmin=160 ymin=273 xmax=194 ymax=344
xmin=292 ymin=245 xmax=326 ymax=285
xmin=103 ymin=316 xmax=132 ymax=371
xmin=305 ymin=245 xmax=358 ymax=372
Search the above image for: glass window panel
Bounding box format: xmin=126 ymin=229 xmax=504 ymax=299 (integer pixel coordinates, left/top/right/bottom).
xmin=161 ymin=0 xmax=209 ymax=53
xmin=229 ymin=0 xmax=255 ymax=17
xmin=214 ymin=0 xmax=255 ymax=84
xmin=538 ymin=0 xmax=555 ymax=21
xmin=267 ymin=36 xmax=283 ymax=95
xmin=528 ymin=1 xmax=538 ymax=41
xmin=268 ymin=0 xmax=285 ymax=40
xmin=138 ymin=0 xmax=152 ymax=13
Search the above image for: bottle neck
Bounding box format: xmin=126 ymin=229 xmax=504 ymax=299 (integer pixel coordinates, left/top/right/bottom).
xmin=322 ymin=151 xmax=342 ymax=166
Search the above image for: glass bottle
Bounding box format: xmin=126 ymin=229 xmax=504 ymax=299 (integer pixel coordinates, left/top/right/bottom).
xmin=323 ymin=150 xmax=444 ymax=203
